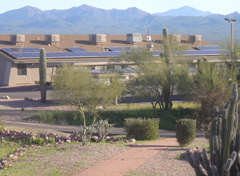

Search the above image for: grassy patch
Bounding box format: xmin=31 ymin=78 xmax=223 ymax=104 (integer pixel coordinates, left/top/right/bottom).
xmin=26 ymin=102 xmax=199 ymax=130
xmin=125 ymin=169 xmax=157 ymax=176
xmin=0 ymin=140 xmax=23 ymax=159
xmin=0 ymin=144 xmax=74 ymax=176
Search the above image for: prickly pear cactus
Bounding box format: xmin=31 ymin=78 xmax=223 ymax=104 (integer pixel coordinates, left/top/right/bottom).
xmin=187 ymin=83 xmax=240 ymax=176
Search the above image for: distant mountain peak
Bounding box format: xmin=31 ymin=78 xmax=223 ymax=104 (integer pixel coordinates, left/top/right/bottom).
xmin=155 ymin=6 xmax=212 ymax=17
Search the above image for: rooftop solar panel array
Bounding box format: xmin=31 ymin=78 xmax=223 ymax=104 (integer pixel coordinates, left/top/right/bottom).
xmin=2 ymin=47 xmax=40 ymax=53
xmin=196 ymin=45 xmax=220 ymax=50
xmin=2 ymin=50 xmax=122 ymax=59
xmin=66 ymin=47 xmax=86 ymax=52
xmin=0 ymin=46 xmax=229 ymax=60
xmin=183 ymin=49 xmax=229 ymax=56
xmin=108 ymin=47 xmax=140 ymax=52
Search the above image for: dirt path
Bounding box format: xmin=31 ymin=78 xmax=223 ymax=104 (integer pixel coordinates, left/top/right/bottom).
xmin=76 ymin=138 xmax=181 ymax=176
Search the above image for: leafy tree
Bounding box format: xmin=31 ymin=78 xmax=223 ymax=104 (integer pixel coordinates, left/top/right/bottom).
xmin=221 ymin=43 xmax=240 ymax=83
xmin=120 ymin=27 xmax=184 ymax=116
xmin=176 ymin=58 xmax=232 ymax=129
xmin=52 ymin=64 xmax=124 ymax=144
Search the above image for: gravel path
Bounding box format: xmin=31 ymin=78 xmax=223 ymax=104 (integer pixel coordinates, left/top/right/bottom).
xmin=77 ymin=138 xmax=206 ymax=176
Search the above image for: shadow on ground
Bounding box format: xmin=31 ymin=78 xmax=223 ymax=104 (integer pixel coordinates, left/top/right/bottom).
xmin=0 ymin=100 xmax=56 ymax=108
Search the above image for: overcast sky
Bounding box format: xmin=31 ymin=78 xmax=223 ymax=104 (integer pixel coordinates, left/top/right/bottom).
xmin=1 ymin=0 xmax=239 ymax=15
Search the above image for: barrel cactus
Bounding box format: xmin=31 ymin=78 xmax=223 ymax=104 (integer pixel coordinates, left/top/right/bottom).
xmin=187 ymin=83 xmax=240 ymax=176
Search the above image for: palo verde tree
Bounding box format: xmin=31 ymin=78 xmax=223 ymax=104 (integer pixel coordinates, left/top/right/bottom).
xmin=121 ymin=48 xmax=169 ymax=114
xmin=119 ymin=28 xmax=185 ymax=116
xmin=52 ymin=64 xmax=125 ymax=145
xmin=176 ymin=58 xmax=232 ymax=131
xmin=39 ymin=48 xmax=47 ymax=102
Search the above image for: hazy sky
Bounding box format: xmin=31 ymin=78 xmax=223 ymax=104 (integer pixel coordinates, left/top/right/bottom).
xmin=1 ymin=0 xmax=239 ymax=15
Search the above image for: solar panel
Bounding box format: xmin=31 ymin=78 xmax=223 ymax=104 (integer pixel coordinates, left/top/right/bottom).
xmin=1 ymin=47 xmax=40 ymax=53
xmin=197 ymin=45 xmax=220 ymax=50
xmin=66 ymin=47 xmax=86 ymax=52
xmin=152 ymin=51 xmax=162 ymax=56
xmin=183 ymin=50 xmax=226 ymax=56
xmin=1 ymin=46 xmax=229 ymax=60
xmin=9 ymin=52 xmax=39 ymax=59
xmin=108 ymin=47 xmax=139 ymax=52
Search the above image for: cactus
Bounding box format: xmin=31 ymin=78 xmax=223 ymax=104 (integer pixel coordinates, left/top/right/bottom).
xmin=39 ymin=48 xmax=47 ymax=102
xmin=187 ymin=83 xmax=240 ymax=176
xmin=162 ymin=27 xmax=170 ymax=64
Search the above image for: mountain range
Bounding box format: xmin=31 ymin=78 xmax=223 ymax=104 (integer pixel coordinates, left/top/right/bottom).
xmin=0 ymin=5 xmax=239 ymax=43
xmin=154 ymin=6 xmax=212 ymax=16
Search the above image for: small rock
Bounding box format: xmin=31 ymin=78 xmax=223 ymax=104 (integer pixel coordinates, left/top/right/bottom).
xmin=91 ymin=136 xmax=98 ymax=142
xmin=12 ymin=156 xmax=18 ymax=160
xmin=105 ymin=136 xmax=110 ymax=140
xmin=128 ymin=138 xmax=136 ymax=143
xmin=9 ymin=154 xmax=14 ymax=159
xmin=66 ymin=140 xmax=71 ymax=143
xmin=1 ymin=159 xmax=8 ymax=165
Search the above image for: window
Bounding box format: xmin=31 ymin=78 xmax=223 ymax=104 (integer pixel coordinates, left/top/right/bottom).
xmin=17 ymin=64 xmax=27 ymax=75
xmin=107 ymin=65 xmax=115 ymax=70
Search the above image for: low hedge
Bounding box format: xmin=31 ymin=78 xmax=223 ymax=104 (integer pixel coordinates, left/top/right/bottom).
xmin=124 ymin=118 xmax=159 ymax=140
xmin=176 ymin=119 xmax=196 ymax=146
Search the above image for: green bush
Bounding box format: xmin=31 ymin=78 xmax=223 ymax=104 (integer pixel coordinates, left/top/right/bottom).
xmin=176 ymin=119 xmax=196 ymax=147
xmin=47 ymin=138 xmax=55 ymax=144
xmin=124 ymin=118 xmax=159 ymax=140
xmin=28 ymin=106 xmax=198 ymax=131
xmin=0 ymin=116 xmax=4 ymax=131
xmin=0 ymin=122 xmax=4 ymax=131
xmin=32 ymin=137 xmax=44 ymax=146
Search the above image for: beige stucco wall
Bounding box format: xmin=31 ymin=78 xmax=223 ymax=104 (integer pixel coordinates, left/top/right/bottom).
xmin=0 ymin=58 xmax=12 ymax=86
xmin=8 ymin=64 xmax=56 ymax=86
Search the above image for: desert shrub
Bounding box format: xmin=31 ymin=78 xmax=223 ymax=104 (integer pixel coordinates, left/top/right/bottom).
xmin=0 ymin=116 xmax=5 ymax=131
xmin=32 ymin=137 xmax=44 ymax=146
xmin=47 ymin=138 xmax=55 ymax=144
xmin=29 ymin=111 xmax=93 ymax=126
xmin=28 ymin=105 xmax=198 ymax=131
xmin=124 ymin=118 xmax=159 ymax=140
xmin=102 ymin=109 xmax=155 ymax=127
xmin=0 ymin=121 xmax=4 ymax=131
xmin=176 ymin=119 xmax=196 ymax=147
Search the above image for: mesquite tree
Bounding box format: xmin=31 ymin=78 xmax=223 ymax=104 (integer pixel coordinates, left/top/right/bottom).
xmin=187 ymin=83 xmax=240 ymax=176
xmin=52 ymin=64 xmax=125 ymax=145
xmin=39 ymin=48 xmax=47 ymax=102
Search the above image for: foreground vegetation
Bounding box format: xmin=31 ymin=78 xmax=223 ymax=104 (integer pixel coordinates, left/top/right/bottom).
xmin=0 ymin=126 xmax=208 ymax=176
xmin=0 ymin=139 xmax=127 ymax=176
xmin=26 ymin=102 xmax=198 ymax=130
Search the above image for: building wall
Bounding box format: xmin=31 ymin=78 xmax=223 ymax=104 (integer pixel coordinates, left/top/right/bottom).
xmin=8 ymin=63 xmax=56 ymax=86
xmin=0 ymin=58 xmax=12 ymax=86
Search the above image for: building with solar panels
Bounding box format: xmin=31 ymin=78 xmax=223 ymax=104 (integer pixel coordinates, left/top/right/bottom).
xmin=0 ymin=34 xmax=229 ymax=86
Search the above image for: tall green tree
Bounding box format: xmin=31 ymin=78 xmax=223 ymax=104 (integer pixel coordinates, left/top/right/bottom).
xmin=222 ymin=43 xmax=240 ymax=83
xmin=122 ymin=48 xmax=168 ymax=114
xmin=39 ymin=48 xmax=47 ymax=102
xmin=159 ymin=27 xmax=185 ymax=112
xmin=176 ymin=58 xmax=232 ymax=129
xmin=120 ymin=28 xmax=184 ymax=115
xmin=52 ymin=64 xmax=125 ymax=144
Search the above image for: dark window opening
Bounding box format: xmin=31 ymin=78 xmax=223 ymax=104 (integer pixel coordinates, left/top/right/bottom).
xmin=17 ymin=64 xmax=27 ymax=75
